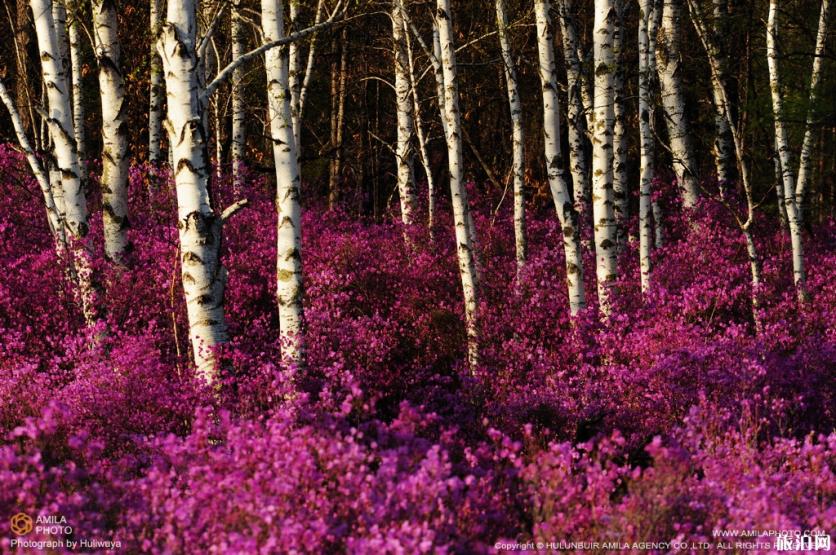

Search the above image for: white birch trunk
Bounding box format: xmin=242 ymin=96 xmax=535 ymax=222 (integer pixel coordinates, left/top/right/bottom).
xmin=535 ymin=0 xmax=586 ymax=315
xmin=591 ymin=0 xmax=618 ymax=315
xmin=0 ymin=78 xmax=65 ymax=245
xmin=262 ymin=0 xmax=306 ymax=367
xmin=392 ymin=1 xmax=418 ymax=226
xmin=648 ymin=0 xmax=665 ymax=248
xmin=796 ymin=0 xmax=831 ymax=224
xmin=93 ymin=0 xmax=131 ymax=262
xmin=159 ymin=0 xmax=229 ymax=382
xmin=656 ymin=0 xmax=699 ymax=209
xmin=32 ymin=0 xmax=98 ymax=325
xmin=66 ymin=0 xmax=85 ymax=171
xmin=639 ymin=0 xmax=655 ymax=293
xmin=231 ymin=0 xmax=246 ymax=188
xmin=767 ymin=0 xmax=808 ymax=302
xmin=495 ymin=0 xmax=526 ymax=272
xmin=612 ymin=0 xmax=629 ymax=246
xmin=436 ymin=0 xmax=480 ymax=369
xmin=149 ymin=0 xmax=164 ymax=164
xmin=556 ymin=0 xmax=590 ymax=215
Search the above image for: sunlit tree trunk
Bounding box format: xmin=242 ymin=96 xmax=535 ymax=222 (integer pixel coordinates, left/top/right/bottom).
xmin=648 ymin=0 xmax=664 ymax=247
xmin=591 ymin=0 xmax=618 ymax=315
xmin=158 ymin=0 xmax=229 ymax=381
xmin=638 ymin=0 xmax=655 ymax=293
xmin=436 ymin=0 xmax=480 ymax=369
xmin=66 ymin=0 xmax=85 ymax=171
xmin=556 ymin=0 xmax=590 ymax=217
xmin=262 ymin=0 xmax=306 ymax=367
xmin=495 ymin=0 xmax=526 ymax=272
xmin=392 ymin=1 xmax=418 ymax=226
xmin=328 ymin=31 xmax=348 ymax=209
xmin=656 ymin=0 xmax=698 ymax=209
xmin=767 ymin=0 xmax=808 ymax=302
xmin=535 ymin=0 xmax=586 ymax=315
xmin=93 ymin=0 xmax=131 ymax=262
xmin=231 ymin=0 xmax=246 ymax=188
xmin=612 ymin=0 xmax=629 ymax=247
xmin=149 ymin=0 xmax=164 ymax=164
xmin=796 ymin=0 xmax=831 ymax=224
xmin=32 ymin=0 xmax=98 ymax=325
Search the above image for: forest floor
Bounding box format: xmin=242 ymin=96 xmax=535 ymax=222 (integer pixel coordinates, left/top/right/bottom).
xmin=0 ymin=149 xmax=834 ymax=552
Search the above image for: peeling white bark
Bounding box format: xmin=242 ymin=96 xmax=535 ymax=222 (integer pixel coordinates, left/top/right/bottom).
xmin=591 ymin=0 xmax=618 ymax=315
xmin=767 ymin=0 xmax=808 ymax=302
xmin=231 ymin=0 xmax=246 ymax=187
xmin=93 ymin=0 xmax=131 ymax=262
xmin=496 ymin=0 xmax=526 ymax=272
xmin=149 ymin=0 xmax=164 ymax=163
xmin=436 ymin=0 xmax=480 ymax=369
xmin=656 ymin=0 xmax=699 ymax=209
xmin=612 ymin=0 xmax=629 ymax=246
xmin=639 ymin=0 xmax=655 ymax=293
xmin=392 ymin=1 xmax=418 ymax=226
xmin=263 ymin=0 xmax=306 ymax=367
xmin=535 ymin=0 xmax=587 ymax=315
xmin=66 ymin=0 xmax=85 ymax=170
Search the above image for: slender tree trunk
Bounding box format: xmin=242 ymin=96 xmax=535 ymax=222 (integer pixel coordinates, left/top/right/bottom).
xmin=436 ymin=0 xmax=480 ymax=369
xmin=796 ymin=0 xmax=831 ymax=224
xmin=158 ymin=0 xmax=229 ymax=382
xmin=392 ymin=1 xmax=418 ymax=227
xmin=32 ymin=0 xmax=98 ymax=325
xmin=710 ymin=0 xmax=735 ymax=185
xmin=0 ymin=78 xmax=65 ymax=245
xmin=612 ymin=0 xmax=629 ymax=247
xmin=403 ymin=20 xmax=436 ymax=234
xmin=93 ymin=0 xmax=131 ymax=262
xmin=648 ymin=0 xmax=664 ymax=247
xmin=535 ymin=0 xmax=586 ymax=315
xmin=686 ymin=0 xmax=763 ymax=331
xmin=149 ymin=0 xmax=164 ymax=164
xmin=556 ymin=0 xmax=590 ymax=217
xmin=656 ymin=0 xmax=699 ymax=209
xmin=294 ymin=0 xmax=324 ymax=163
xmin=591 ymin=0 xmax=618 ymax=315
xmin=14 ymin=0 xmax=36 ymax=142
xmin=495 ymin=0 xmax=526 ymax=273
xmin=262 ymin=0 xmax=306 ymax=367
xmin=639 ymin=0 xmax=655 ymax=294
xmin=66 ymin=0 xmax=85 ymax=171
xmin=767 ymin=0 xmax=808 ymax=302
xmin=231 ymin=0 xmax=246 ymax=189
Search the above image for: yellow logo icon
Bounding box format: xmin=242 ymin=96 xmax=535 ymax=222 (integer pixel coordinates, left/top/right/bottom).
xmin=10 ymin=513 xmax=33 ymax=536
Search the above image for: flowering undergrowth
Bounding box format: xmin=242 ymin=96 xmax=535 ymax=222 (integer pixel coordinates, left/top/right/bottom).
xmin=0 ymin=145 xmax=833 ymax=552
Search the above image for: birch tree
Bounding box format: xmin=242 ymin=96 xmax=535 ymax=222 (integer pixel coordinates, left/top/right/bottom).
xmin=767 ymin=0 xmax=808 ymax=302
xmin=535 ymin=0 xmax=586 ymax=315
xmin=31 ymin=0 xmax=98 ymax=325
xmin=495 ymin=0 xmax=526 ymax=271
xmin=291 ymin=0 xmax=324 ymax=163
xmin=149 ymin=0 xmax=164 ymax=164
xmin=93 ymin=0 xmax=131 ymax=262
xmin=556 ymin=0 xmax=590 ymax=215
xmin=262 ymin=0 xmax=306 ymax=367
xmin=656 ymin=0 xmax=699 ymax=209
xmin=436 ymin=0 xmax=481 ymax=368
xmin=612 ymin=0 xmax=629 ymax=247
xmin=231 ymin=0 xmax=246 ymax=187
xmin=591 ymin=0 xmax=618 ymax=315
xmin=709 ymin=0 xmax=735 ymax=184
xmin=66 ymin=0 xmax=85 ymax=169
xmin=638 ymin=0 xmax=655 ymax=293
xmin=686 ymin=0 xmax=763 ymax=331
xmin=796 ymin=0 xmax=831 ymax=224
xmin=392 ymin=1 xmax=418 ymax=226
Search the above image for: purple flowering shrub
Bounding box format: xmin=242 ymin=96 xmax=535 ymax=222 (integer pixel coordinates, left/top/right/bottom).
xmin=0 ymin=145 xmax=833 ymax=551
